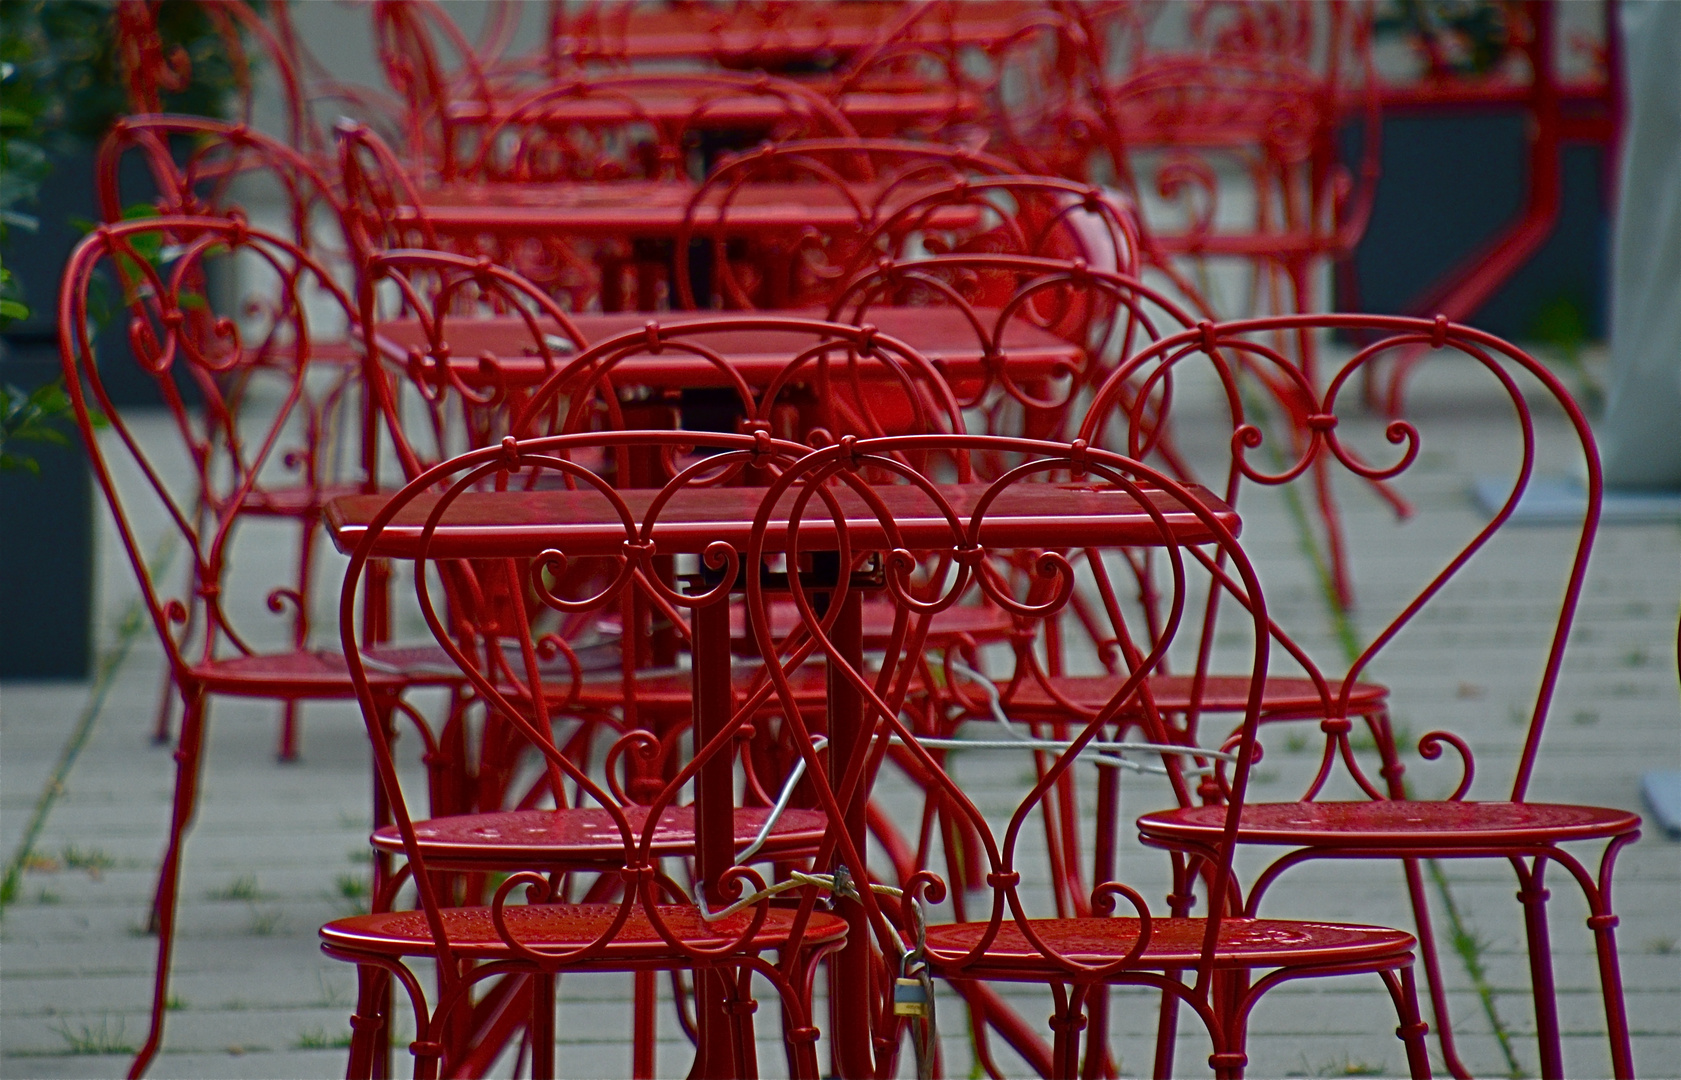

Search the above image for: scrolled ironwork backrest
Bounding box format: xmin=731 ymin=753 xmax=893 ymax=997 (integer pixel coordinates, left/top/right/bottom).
xmin=507 ymin=315 xmax=972 ymax=489
xmin=358 ymin=248 xmax=590 ymax=486
xmin=455 ymin=71 xmax=859 ymax=186
xmin=673 ymin=137 xmax=1021 ymax=311
xmin=1072 ymin=0 xmax=1380 ymax=265
xmin=337 ymin=429 xmax=827 ymax=976
xmin=830 ymin=253 xmax=1196 ymax=453
xmin=96 ymin=114 xmax=347 ymax=267
xmin=59 ymin=216 xmax=360 ymax=679
xmin=1080 ymin=314 xmax=1602 ymax=804
xmin=743 ymin=434 xmax=1271 ymax=994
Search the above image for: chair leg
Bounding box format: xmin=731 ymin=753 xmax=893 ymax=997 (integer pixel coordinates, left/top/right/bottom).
xmin=1401 ymin=858 xmax=1474 ymax=1080
xmin=633 ymin=970 xmax=657 ymax=1079
xmin=1580 ymin=834 xmax=1633 ymax=1076
xmin=346 ymin=965 xmax=389 ymax=1080
xmin=129 ymin=690 xmax=209 ymax=1079
xmin=1380 ymin=965 xmax=1436 ymax=1080
xmin=279 ymin=700 xmax=302 ymax=763
xmin=530 ymin=971 xmax=556 ymax=1080
xmin=1514 ymin=858 xmax=1565 ymax=1079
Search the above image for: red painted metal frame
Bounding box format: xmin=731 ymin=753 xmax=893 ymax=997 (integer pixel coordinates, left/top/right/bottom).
xmin=57 ymin=217 xmax=416 ymax=1079
xmin=1078 ymin=313 xmax=1638 ymax=1080
xmin=739 ymin=432 xmax=1431 ymax=1080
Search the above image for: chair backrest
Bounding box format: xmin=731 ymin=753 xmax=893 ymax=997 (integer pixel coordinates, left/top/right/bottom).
xmin=333 ymin=427 xmax=836 ymax=986
xmin=1074 ymin=0 xmax=1381 ymax=270
xmin=450 ymin=71 xmax=861 ymax=186
xmin=357 ymin=247 xmax=590 ymax=486
xmin=829 ymin=2 xmax=1094 ymax=175
xmin=672 ymin=137 xmax=1022 ymax=310
xmin=743 ymin=432 xmax=1270 ymax=1033
xmin=1079 ymin=314 xmax=1601 ymax=804
xmin=96 ymin=115 xmax=346 ymax=264
xmin=59 ymin=216 xmax=361 ymax=679
xmin=828 ymin=253 xmax=1197 ymax=452
xmin=334 ymin=121 xmax=441 ymax=274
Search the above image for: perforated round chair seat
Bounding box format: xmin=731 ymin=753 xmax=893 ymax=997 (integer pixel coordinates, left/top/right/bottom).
xmin=1000 ymin=674 xmax=1388 ymax=721
xmin=921 ymin=916 xmax=1415 ymax=973
xmin=193 ymin=651 xmax=406 ymax=697
xmin=238 ymin=482 xmax=363 ymax=518
xmin=733 ymin=598 xmax=1015 ymax=645
xmin=571 ymin=660 xmax=833 ymax=709
xmin=1137 ymin=801 xmax=1643 ymax=849
xmin=321 ymin=902 xmax=849 ymax=961
xmin=372 ymin=805 xmax=830 ymax=866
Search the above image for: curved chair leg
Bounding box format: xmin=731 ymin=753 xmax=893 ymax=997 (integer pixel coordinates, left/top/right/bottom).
xmin=1513 ymin=856 xmax=1565 ymax=1079
xmin=1401 ymin=857 xmax=1475 ymax=1080
xmin=1556 ymin=836 xmax=1639 ymax=1079
xmin=346 ymin=965 xmax=390 ymax=1080
xmin=1378 ymin=965 xmax=1436 ymax=1080
xmin=530 ymin=971 xmax=555 ymax=1080
xmin=129 ymin=689 xmax=209 ymax=1079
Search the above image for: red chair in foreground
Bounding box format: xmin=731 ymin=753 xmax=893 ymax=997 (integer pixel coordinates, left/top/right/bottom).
xmin=744 ymin=433 xmax=1433 ymax=1079
xmin=1078 ymin=315 xmax=1639 ymax=1080
xmin=325 ymin=429 xmax=856 ymax=1079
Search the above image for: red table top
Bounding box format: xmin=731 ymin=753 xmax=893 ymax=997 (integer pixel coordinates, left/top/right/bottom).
xmin=554 ymin=2 xmax=1040 ymax=63
xmin=406 ymin=178 xmax=980 ymax=236
xmin=373 ymin=307 xmax=1080 ymax=390
xmin=325 ymin=480 xmax=1239 ymax=560
xmin=447 ymin=89 xmax=978 ymax=130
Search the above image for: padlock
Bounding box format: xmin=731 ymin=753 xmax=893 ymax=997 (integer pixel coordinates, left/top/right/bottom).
xmin=892 ymin=975 xmax=931 ymax=1019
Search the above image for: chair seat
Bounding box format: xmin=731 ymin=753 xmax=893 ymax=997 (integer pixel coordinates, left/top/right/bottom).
xmin=571 ymin=660 xmax=832 ymax=708
xmin=1137 ymin=800 xmax=1643 ymax=848
xmin=1001 ymin=674 xmax=1388 ymax=720
xmin=321 ymin=902 xmax=848 ymax=961
xmin=922 ymin=916 xmax=1415 ymax=973
xmin=193 ymin=650 xmax=406 ymax=697
xmin=731 ymin=598 xmax=1014 ymax=645
xmin=239 ymin=482 xmax=364 ymax=518
xmin=372 ymin=804 xmax=830 ymax=865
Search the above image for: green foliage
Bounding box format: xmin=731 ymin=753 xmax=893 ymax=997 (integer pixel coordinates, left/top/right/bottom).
xmin=0 ymin=380 xmax=78 ymax=474
xmin=1375 ymin=1 xmax=1515 ymax=77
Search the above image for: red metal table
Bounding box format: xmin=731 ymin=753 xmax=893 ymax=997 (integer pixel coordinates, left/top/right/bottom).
xmin=325 ymin=475 xmax=1238 ymax=1076
xmin=371 ymin=307 xmax=1081 ymax=392
xmin=402 ymin=177 xmax=982 ymax=238
xmin=445 ymin=88 xmax=979 ymax=138
xmin=549 ymin=1 xmax=1042 ymax=66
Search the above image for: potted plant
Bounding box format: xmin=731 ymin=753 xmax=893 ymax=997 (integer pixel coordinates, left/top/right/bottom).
xmin=0 ymin=0 xmax=249 ymax=679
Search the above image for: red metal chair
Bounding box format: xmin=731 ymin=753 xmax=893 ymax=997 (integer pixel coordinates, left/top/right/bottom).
xmin=743 ymin=431 xmax=1433 ymax=1080
xmin=1078 ymin=314 xmax=1639 ymax=1080
xmin=93 ymin=116 xmax=368 ymax=757
xmin=55 ymin=216 xmax=424 ymax=1079
xmin=325 ymin=428 xmax=856 ymax=1079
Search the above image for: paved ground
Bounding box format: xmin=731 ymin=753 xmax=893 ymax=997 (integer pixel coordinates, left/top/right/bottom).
xmin=3 ymin=349 xmax=1678 ymax=1079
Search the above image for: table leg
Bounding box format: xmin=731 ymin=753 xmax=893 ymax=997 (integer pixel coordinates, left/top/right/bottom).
xmin=825 ymin=589 xmax=876 ymax=1080
xmin=691 ymin=595 xmax=737 ymax=1079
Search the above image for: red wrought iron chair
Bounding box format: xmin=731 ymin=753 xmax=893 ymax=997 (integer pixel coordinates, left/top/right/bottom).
xmin=1075 ymin=314 xmax=1640 ymax=1080
xmin=742 ymin=431 xmax=1433 ymax=1080
xmin=324 ymin=428 xmax=858 ymax=1080
xmin=55 ymin=216 xmax=430 ymax=1078
xmin=94 ymin=115 xmax=370 ymax=757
